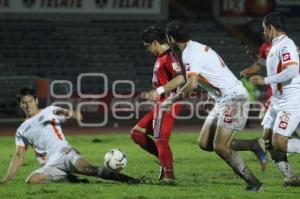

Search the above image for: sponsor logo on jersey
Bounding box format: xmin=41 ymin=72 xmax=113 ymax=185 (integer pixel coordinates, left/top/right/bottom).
xmin=224 ymin=114 xmax=233 ymax=123
xmin=282 ymin=52 xmax=291 ymax=62
xmin=278 ymin=111 xmax=290 ymax=130
xmin=223 ymin=106 xmax=234 ymax=123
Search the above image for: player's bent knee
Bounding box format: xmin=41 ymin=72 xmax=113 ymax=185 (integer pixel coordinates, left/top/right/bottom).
xmin=130 ymin=128 xmax=138 ymax=140
xmin=198 ymin=139 xmax=213 ymax=151
xmin=272 ymin=134 xmax=288 ymax=152
xmin=130 ymin=129 xmax=143 ymax=144
xmin=26 ymin=173 xmax=49 ymax=184
xmin=213 ymin=143 xmax=228 ymax=156
xmin=77 ymin=165 xmax=95 ymax=175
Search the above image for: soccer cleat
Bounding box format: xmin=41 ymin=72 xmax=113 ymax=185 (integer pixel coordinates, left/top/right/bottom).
xmin=253 ymin=138 xmax=267 ymax=171
xmin=157 ymin=178 xmax=177 ymax=186
xmin=137 ymin=176 xmax=152 ymax=184
xmin=128 ymin=176 xmax=151 ymax=184
xmin=283 ymin=177 xmax=300 ymax=187
xmin=67 ymin=174 xmax=89 ymax=183
xmin=244 ymin=184 xmax=265 ymax=192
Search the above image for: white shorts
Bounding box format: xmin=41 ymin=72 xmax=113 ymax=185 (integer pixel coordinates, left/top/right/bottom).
xmin=206 ymin=88 xmax=249 ymax=131
xmin=28 ymin=147 xmax=82 ymax=182
xmin=262 ymin=102 xmax=300 ymax=137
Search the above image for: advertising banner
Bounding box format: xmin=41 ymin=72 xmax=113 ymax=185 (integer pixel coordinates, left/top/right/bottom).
xmin=0 ymin=0 xmax=167 ymax=17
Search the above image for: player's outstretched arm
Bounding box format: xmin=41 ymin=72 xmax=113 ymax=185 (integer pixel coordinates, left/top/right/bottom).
xmin=145 ymin=75 xmax=185 ymax=101
xmin=1 ymin=146 xmax=26 ymax=184
xmin=162 ymin=76 xmax=198 ymax=108
xmin=54 ymin=108 xmax=83 ymax=121
xmin=162 ymin=74 xmax=185 ymax=93
xmin=240 ymin=63 xmax=264 ymax=77
xmin=250 ymin=64 xmax=298 ymax=85
xmin=264 ymin=64 xmax=298 ymax=84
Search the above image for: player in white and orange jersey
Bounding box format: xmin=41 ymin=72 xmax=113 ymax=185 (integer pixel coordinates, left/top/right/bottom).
xmin=164 ymin=20 xmax=263 ymax=191
xmin=241 ymin=40 xmax=300 ymax=186
xmin=0 ymin=88 xmax=141 ymax=184
xmin=250 ymin=12 xmax=300 ymax=186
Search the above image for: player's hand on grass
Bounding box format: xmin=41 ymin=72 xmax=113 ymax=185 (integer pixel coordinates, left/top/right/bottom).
xmin=250 ymin=75 xmax=265 ymax=85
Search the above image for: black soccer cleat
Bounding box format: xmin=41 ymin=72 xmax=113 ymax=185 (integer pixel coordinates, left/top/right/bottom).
xmin=283 ymin=177 xmax=300 ymax=187
xmin=128 ymin=176 xmax=152 ymax=184
xmin=244 ymin=184 xmax=265 ymax=192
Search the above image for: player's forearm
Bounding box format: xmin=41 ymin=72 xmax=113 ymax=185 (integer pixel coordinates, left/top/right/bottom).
xmin=68 ymin=111 xmax=83 ymax=120
xmin=57 ymin=109 xmax=82 ymax=121
xmin=2 ymin=153 xmax=24 ymax=183
xmin=264 ymin=65 xmax=298 ymax=84
xmin=162 ymin=75 xmax=185 ymax=93
xmin=256 ymin=58 xmax=266 ymax=67
xmin=246 ymin=63 xmax=263 ymax=74
xmin=169 ymin=78 xmax=195 ymax=103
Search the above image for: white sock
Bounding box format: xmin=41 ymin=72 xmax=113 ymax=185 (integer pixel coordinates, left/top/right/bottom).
xmin=287 ymin=139 xmax=300 ymax=153
xmin=275 ymin=161 xmax=297 ymax=179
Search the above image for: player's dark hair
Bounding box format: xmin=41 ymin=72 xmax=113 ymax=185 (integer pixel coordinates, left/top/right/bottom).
xmin=263 ymin=12 xmax=286 ymax=32
xmin=166 ymin=20 xmax=190 ymax=42
xmin=141 ymin=26 xmax=166 ymax=44
xmin=16 ymin=87 xmax=37 ymax=102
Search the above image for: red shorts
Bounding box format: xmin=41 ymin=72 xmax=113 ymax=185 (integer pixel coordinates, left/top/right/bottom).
xmin=136 ymin=102 xmax=180 ymax=140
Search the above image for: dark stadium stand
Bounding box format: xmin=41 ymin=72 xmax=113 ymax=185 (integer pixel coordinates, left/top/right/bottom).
xmin=0 ymin=17 xmax=253 ymax=117
xmin=0 ymin=19 xmax=252 ymax=86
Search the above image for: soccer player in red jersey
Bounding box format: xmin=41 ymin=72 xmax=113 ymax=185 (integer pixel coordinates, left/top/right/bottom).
xmin=130 ymin=26 xmax=185 ymax=184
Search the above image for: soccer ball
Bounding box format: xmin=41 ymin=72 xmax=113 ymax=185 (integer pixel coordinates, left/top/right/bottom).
xmin=104 ymin=149 xmax=128 ymax=171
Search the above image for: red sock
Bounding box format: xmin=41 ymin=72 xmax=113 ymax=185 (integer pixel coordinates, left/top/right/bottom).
xmin=131 ymin=129 xmax=158 ymax=157
xmin=155 ymin=138 xmax=174 ymax=179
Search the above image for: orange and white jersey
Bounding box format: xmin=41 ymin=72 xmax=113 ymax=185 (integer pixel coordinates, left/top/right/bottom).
xmin=15 ymin=106 xmax=69 ymax=162
xmin=266 ymin=35 xmax=300 ymax=104
xmin=182 ymin=40 xmax=245 ymax=101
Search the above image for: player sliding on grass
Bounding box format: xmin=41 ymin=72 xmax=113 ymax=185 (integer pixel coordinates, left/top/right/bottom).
xmin=1 ymin=88 xmax=141 ymax=184
xmin=130 ymin=26 xmax=185 ymax=184
xmin=250 ymin=12 xmax=300 ymax=187
xmin=162 ymin=20 xmax=264 ymax=191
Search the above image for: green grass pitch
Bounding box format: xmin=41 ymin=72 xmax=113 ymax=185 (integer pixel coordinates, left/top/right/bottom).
xmin=1 ymin=131 xmax=300 ymax=199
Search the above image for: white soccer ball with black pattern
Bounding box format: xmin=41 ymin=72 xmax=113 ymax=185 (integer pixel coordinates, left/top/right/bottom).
xmin=104 ymin=149 xmax=128 ymax=171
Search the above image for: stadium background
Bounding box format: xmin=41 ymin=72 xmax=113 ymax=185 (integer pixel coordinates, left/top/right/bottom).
xmin=0 ymin=0 xmax=300 ymax=135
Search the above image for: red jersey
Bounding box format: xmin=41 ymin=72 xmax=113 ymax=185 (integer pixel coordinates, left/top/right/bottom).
xmin=258 ymin=42 xmax=272 ymax=60
xmin=152 ymin=49 xmax=183 ymax=101
xmin=259 ymin=42 xmax=272 ymax=108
